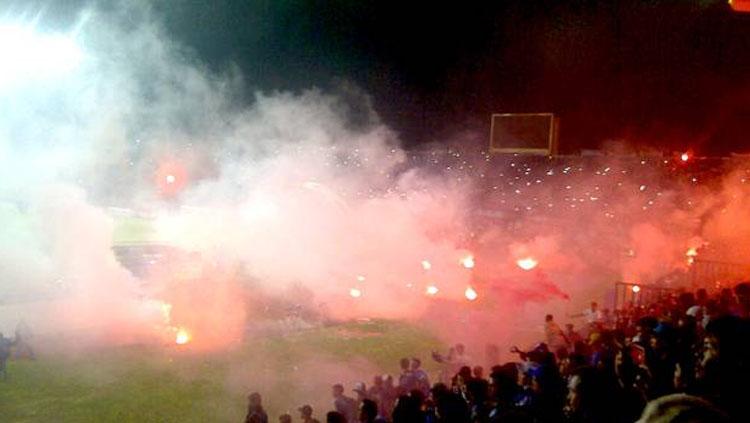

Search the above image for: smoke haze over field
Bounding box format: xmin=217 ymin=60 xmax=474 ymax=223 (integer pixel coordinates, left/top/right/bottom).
xmin=1 ymin=1 xmax=750 ymax=360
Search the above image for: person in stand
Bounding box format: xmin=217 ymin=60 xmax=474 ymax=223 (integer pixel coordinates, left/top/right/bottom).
xmin=367 ymin=375 xmax=390 ymax=418
xmin=13 ymin=320 xmax=34 ymax=360
xmin=380 ymin=375 xmax=397 ymax=418
xmin=0 ymin=332 xmax=12 ymax=381
xmin=564 ymin=324 xmax=583 ymax=349
xmin=332 ymin=383 xmax=357 ymax=423
xmin=544 ymin=314 xmax=568 ymax=354
xmin=410 ymin=358 xmax=430 ymax=395
xmin=326 ymin=411 xmax=346 ymax=423
xmin=353 ymin=382 xmax=369 ymax=408
xmin=570 ymin=302 xmax=604 ymax=335
xmin=358 ymin=398 xmax=381 ymax=423
xmin=397 ymin=358 xmax=414 ymax=394
xmin=245 ymin=392 xmax=269 ymax=423
xmin=299 ymin=404 xmax=321 ymax=423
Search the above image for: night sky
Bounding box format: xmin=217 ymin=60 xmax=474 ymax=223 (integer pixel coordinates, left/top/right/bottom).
xmin=12 ymin=0 xmax=750 ymax=154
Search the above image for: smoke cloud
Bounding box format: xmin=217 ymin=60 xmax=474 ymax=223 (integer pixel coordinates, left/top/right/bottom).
xmin=1 ymin=1 xmax=749 ymax=363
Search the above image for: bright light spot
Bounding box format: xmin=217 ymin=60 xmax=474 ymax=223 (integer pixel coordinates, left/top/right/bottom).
xmin=421 ymin=260 xmax=432 ymax=270
xmin=242 ymin=196 xmax=279 ymax=220
xmin=356 ymin=275 xmax=366 ymax=282
xmin=516 ymin=257 xmax=538 ymax=271
xmin=175 ymin=328 xmax=191 ymax=345
xmin=465 ymin=286 xmax=478 ymax=301
xmin=639 ymin=185 xmax=647 ymax=192
xmin=460 ymin=255 xmax=475 ymax=269
xmin=426 ymin=285 xmax=439 ymax=296
xmin=681 ymin=152 xmax=690 ymax=162
xmin=632 ymin=285 xmax=641 ymax=293
xmin=349 ymin=288 xmax=362 ymax=298
xmin=165 ymin=174 xmax=176 ymax=184
xmin=0 ymin=24 xmax=83 ymax=87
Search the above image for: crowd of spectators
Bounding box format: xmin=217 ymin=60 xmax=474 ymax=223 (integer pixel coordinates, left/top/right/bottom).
xmin=246 ymin=282 xmax=750 ymax=423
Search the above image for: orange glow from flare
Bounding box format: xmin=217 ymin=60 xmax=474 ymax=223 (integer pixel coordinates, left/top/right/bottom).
xmin=175 ymin=328 xmax=191 ymax=345
xmin=155 ymin=160 xmax=188 ymax=197
xmin=680 ymin=152 xmax=690 ymax=162
xmin=632 ymin=285 xmax=641 ymax=293
xmin=516 ymin=257 xmax=538 ymax=271
xmin=686 ymin=247 xmax=698 ymax=265
xmin=730 ymin=0 xmax=750 ymax=13
xmin=465 ymin=286 xmax=478 ymax=301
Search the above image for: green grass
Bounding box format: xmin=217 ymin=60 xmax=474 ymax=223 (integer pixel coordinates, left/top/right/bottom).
xmin=0 ymin=320 xmax=443 ymax=422
xmin=112 ymin=216 xmax=158 ymax=245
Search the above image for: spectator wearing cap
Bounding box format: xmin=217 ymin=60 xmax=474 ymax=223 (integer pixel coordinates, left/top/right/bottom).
xmin=298 ymin=404 xmax=320 ymax=423
xmin=332 ymin=383 xmax=357 ymax=423
xmin=278 ymin=414 xmax=292 ymax=423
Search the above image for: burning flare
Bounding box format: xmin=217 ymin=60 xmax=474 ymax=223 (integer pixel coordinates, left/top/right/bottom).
xmin=426 ymin=285 xmax=439 ymax=296
xmin=516 ymin=257 xmax=539 ymax=271
xmin=175 ymin=328 xmax=191 ymax=345
xmin=464 ymin=286 xmax=478 ymax=301
xmin=460 ymin=255 xmax=475 ymax=269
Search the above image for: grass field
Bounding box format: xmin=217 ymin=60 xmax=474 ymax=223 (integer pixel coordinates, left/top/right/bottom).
xmin=0 ymin=320 xmax=444 ymax=422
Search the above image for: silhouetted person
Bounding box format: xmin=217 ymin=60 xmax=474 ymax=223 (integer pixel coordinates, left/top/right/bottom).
xmin=0 ymin=332 xmax=12 ymax=381
xmin=544 ymin=314 xmax=567 ymax=353
xmin=332 ymin=383 xmax=357 ymax=422
xmin=326 ymin=411 xmax=346 ymax=423
xmin=410 ymin=357 xmax=430 ymax=395
xmin=358 ymin=398 xmax=378 ymax=423
xmin=397 ymin=358 xmax=414 ymax=393
xmin=245 ymin=392 xmax=268 ymax=423
xmin=299 ymin=404 xmax=321 ymax=423
xmin=636 ymin=394 xmax=729 ymax=423
xmin=565 ymin=366 xmax=613 ymax=423
xmin=13 ymin=320 xmax=34 ymax=359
